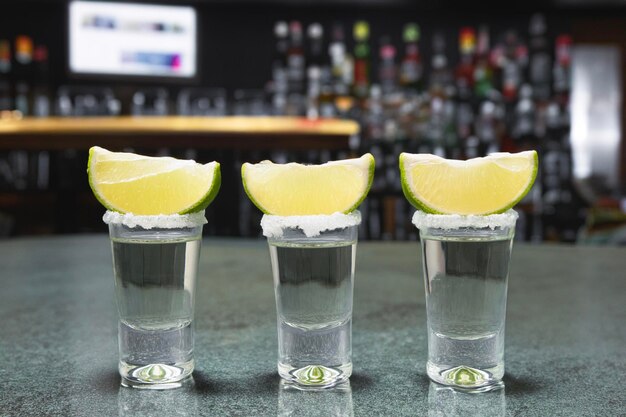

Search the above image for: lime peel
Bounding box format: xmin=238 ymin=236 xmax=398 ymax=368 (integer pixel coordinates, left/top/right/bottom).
xmin=400 ymin=151 xmax=538 ymax=215
xmin=88 ymin=146 xmax=221 ymax=215
xmin=242 ymin=154 xmax=374 ymax=216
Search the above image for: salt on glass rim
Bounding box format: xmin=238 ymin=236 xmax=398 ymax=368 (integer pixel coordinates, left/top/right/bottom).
xmin=261 ymin=211 xmax=361 ymax=238
xmin=103 ymin=211 xmax=207 ymax=229
xmin=412 ymin=209 xmax=518 ymax=230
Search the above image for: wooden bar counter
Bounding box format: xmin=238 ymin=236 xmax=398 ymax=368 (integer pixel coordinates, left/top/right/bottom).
xmin=0 ymin=116 xmax=359 ymax=151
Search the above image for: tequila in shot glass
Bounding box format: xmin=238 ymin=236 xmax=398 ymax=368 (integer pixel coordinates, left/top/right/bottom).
xmin=413 ymin=210 xmax=518 ymax=391
xmin=261 ymin=212 xmax=361 ymax=389
xmin=104 ymin=211 xmax=207 ymax=389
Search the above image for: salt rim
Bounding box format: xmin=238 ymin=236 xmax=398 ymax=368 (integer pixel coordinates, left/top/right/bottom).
xmin=412 ymin=209 xmax=518 ymax=230
xmin=261 ymin=211 xmax=361 ymax=238
xmin=103 ymin=210 xmax=207 ymax=229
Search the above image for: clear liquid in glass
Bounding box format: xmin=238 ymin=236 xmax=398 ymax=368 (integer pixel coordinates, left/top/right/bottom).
xmin=112 ymin=236 xmax=200 ymax=388
xmin=422 ymin=231 xmax=512 ymax=390
xmin=269 ymin=239 xmax=356 ymax=388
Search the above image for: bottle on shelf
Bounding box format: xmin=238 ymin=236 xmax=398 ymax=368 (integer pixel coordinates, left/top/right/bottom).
xmin=473 ymin=25 xmax=493 ymax=99
xmin=378 ymin=36 xmax=397 ymax=95
xmin=328 ymin=22 xmax=354 ymax=116
xmin=305 ymin=22 xmax=328 ymax=119
xmin=427 ymin=95 xmax=447 ymax=157
xmin=500 ymin=30 xmax=527 ymax=102
xmin=553 ymin=34 xmax=572 ymax=107
xmin=530 ymin=14 xmax=551 ymax=144
xmin=455 ymin=27 xmax=476 ymax=100
xmin=271 ymin=21 xmax=289 ymax=116
xmin=454 ymin=28 xmax=477 ymax=157
xmin=399 ymin=23 xmax=422 ymax=92
xmin=512 ymin=83 xmax=536 ymax=148
xmin=307 ymin=23 xmax=327 ymax=76
xmin=352 ymin=20 xmax=371 ymax=100
xmin=428 ymin=31 xmax=452 ymax=97
xmin=528 ymin=13 xmax=551 ymax=102
xmin=457 ymin=102 xmax=477 ymax=157
xmin=552 ymin=33 xmax=572 ymax=149
xmin=0 ymin=39 xmax=12 ymax=112
xmin=365 ymin=84 xmax=384 ymax=142
xmin=475 ymin=98 xmax=502 ymax=155
xmin=32 ymin=45 xmax=50 ymax=117
xmin=13 ymin=35 xmax=34 ymax=117
xmin=286 ymin=20 xmax=305 ymax=115
xmin=442 ymin=88 xmax=460 ymax=159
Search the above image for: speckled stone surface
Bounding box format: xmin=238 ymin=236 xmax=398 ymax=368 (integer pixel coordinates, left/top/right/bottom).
xmin=0 ymin=236 xmax=625 ymax=416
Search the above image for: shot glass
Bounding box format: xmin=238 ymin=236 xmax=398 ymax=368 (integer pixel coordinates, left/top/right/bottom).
xmin=261 ymin=211 xmax=361 ymax=389
xmin=412 ymin=210 xmax=518 ymax=391
xmin=103 ymin=211 xmax=207 ymax=389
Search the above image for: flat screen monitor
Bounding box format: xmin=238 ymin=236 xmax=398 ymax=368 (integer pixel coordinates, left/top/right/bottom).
xmin=69 ymin=1 xmax=197 ymax=79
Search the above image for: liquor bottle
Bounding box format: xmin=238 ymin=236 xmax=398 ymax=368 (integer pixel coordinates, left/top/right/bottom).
xmin=307 ymin=23 xmax=326 ymax=73
xmin=475 ymin=98 xmax=502 ymax=155
xmin=512 ymin=84 xmax=536 ymax=147
xmin=553 ymin=34 xmax=572 ymax=105
xmin=544 ymin=31 xmax=576 ymax=242
xmin=378 ymin=36 xmax=397 ymax=95
xmin=429 ymin=31 xmax=452 ymax=97
xmin=442 ymin=91 xmax=460 ymax=158
xmin=365 ymin=84 xmax=384 ymax=142
xmin=14 ymin=35 xmax=34 ymax=116
xmin=352 ymin=21 xmax=370 ymax=100
xmin=329 ymin=22 xmax=346 ymax=84
xmin=305 ymin=23 xmax=321 ymax=119
xmin=32 ymin=45 xmax=50 ymax=117
xmin=528 ymin=14 xmax=551 ymax=101
xmin=0 ymin=39 xmax=11 ymax=111
xmin=399 ymin=23 xmax=422 ymax=91
xmin=428 ymin=96 xmax=446 ymax=157
xmin=271 ymin=21 xmax=289 ymax=115
xmin=549 ymin=34 xmax=573 ymax=188
xmin=328 ymin=22 xmax=353 ymax=115
xmin=322 ymin=22 xmax=354 ymax=117
xmin=455 ymin=27 xmax=476 ymax=100
xmin=318 ymin=84 xmax=336 ymax=118
xmin=501 ymin=30 xmax=523 ymax=102
xmin=530 ymin=15 xmax=550 ymax=142
xmin=457 ymin=99 xmax=475 ymax=155
xmin=473 ymin=26 xmax=493 ymax=99
xmin=305 ymin=23 xmax=329 ymax=119
xmin=286 ymin=21 xmax=305 ymax=96
xmin=329 ymin=23 xmax=352 ymax=93
xmin=30 ymin=44 xmax=51 ymax=189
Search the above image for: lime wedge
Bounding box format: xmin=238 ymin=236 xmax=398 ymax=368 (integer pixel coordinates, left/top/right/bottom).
xmin=399 ymin=151 xmax=538 ymax=215
xmin=87 ymin=146 xmax=221 ymax=215
xmin=242 ymin=154 xmax=374 ymax=215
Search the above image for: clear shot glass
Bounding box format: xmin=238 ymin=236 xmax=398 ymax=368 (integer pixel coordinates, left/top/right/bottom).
xmin=412 ymin=210 xmax=518 ymax=391
xmin=261 ymin=211 xmax=361 ymax=389
xmin=104 ymin=211 xmax=207 ymax=389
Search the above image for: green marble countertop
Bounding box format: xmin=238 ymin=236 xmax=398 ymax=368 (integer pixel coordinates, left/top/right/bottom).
xmin=0 ymin=236 xmax=625 ymax=416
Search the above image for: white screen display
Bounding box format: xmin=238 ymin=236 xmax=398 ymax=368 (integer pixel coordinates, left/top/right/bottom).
xmin=69 ymin=1 xmax=197 ymax=78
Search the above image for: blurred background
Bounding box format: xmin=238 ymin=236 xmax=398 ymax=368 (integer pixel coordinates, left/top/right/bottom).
xmin=0 ymin=0 xmax=625 ymax=244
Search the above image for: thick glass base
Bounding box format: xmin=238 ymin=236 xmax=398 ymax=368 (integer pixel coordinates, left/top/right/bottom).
xmin=278 ymin=362 xmax=352 ymax=390
xmin=427 ymin=362 xmax=504 ymax=392
xmin=119 ymin=360 xmax=194 ymax=390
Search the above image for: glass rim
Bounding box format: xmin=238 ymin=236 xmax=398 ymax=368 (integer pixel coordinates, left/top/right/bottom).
xmin=261 ymin=210 xmax=361 ymax=239
xmin=103 ymin=210 xmax=207 ymax=230
xmin=412 ymin=209 xmax=519 ymax=231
